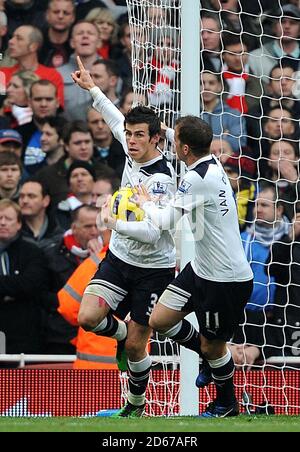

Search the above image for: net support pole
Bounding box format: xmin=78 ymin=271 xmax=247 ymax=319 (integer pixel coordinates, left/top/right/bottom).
xmin=179 ymin=0 xmax=200 ymax=416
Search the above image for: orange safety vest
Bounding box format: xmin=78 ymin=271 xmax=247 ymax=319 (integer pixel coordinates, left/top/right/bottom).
xmin=58 ymin=246 xmax=118 ymax=369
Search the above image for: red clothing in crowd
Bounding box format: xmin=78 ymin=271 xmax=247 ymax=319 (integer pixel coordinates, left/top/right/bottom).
xmin=1 ymin=63 xmax=64 ymax=108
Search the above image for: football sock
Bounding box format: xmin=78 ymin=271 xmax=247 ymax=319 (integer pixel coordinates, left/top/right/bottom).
xmin=164 ymin=320 xmax=201 ymax=355
xmin=127 ymin=354 xmax=152 ymax=406
xmin=207 ymin=348 xmax=236 ymax=406
xmin=92 ymin=313 xmax=127 ymax=341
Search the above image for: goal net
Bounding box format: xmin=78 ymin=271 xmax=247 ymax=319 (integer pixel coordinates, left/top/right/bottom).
xmin=125 ymin=0 xmax=300 ymax=415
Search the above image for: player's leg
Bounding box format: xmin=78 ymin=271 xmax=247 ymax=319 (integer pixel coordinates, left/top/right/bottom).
xmin=78 ymin=252 xmax=128 ymax=364
xmin=114 ymin=266 xmax=175 ymax=417
xmin=114 ymin=320 xmax=152 ymax=418
xmin=197 ymin=278 xmax=253 ymax=418
xmin=150 ymin=264 xmax=212 ymax=387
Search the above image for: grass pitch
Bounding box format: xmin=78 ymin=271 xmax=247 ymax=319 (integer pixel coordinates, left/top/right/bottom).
xmin=0 ymin=415 xmax=300 ymax=432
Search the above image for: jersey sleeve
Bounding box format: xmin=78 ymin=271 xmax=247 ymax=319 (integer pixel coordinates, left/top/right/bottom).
xmin=89 ymin=86 xmax=127 ymax=152
xmin=173 ymin=170 xmax=205 ymax=213
xmin=143 ymin=170 xmax=205 ymax=229
xmin=115 ymin=218 xmax=161 ymax=244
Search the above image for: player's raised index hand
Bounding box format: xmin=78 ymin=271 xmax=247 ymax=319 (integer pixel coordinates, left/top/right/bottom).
xmin=71 ymin=56 xmax=96 ymax=91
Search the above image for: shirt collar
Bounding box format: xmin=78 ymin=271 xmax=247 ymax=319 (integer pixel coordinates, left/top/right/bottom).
xmin=188 ymin=153 xmax=215 ymax=170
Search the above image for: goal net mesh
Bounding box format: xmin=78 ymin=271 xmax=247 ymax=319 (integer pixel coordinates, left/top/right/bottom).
xmin=125 ymin=0 xmax=300 ymax=415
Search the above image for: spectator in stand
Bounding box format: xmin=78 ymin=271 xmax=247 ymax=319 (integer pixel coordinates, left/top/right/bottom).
xmin=35 ymin=120 xmax=107 ymax=207
xmin=87 ymin=107 xmax=125 ymax=178
xmin=247 ymin=63 xmax=300 ymax=144
xmin=256 ymin=106 xmax=298 ymax=172
xmin=19 ymin=179 xmax=63 ymax=253
xmin=85 ymin=7 xmax=118 ymax=60
xmin=222 ymin=154 xmax=257 ymax=232
xmin=0 ymin=10 xmax=8 ymax=56
xmin=119 ymin=90 xmax=147 ymax=115
xmin=40 ymin=116 xmax=68 ymax=168
xmin=5 ymin=0 xmax=47 ymax=38
xmin=200 ymin=71 xmax=247 ymax=154
xmin=42 ymin=204 xmax=101 ymax=354
xmin=230 ymin=182 xmax=290 ymax=368
xmin=39 ymin=0 xmax=75 ymax=68
xmin=5 ymin=70 xmax=40 ymax=127
xmin=261 ymin=139 xmax=300 ymax=219
xmin=0 ymin=199 xmax=49 ymax=356
xmin=115 ymin=22 xmax=133 ymax=92
xmin=148 ymin=28 xmax=179 ymax=109
xmin=200 ymin=12 xmax=222 ymax=72
xmin=266 ymin=202 xmax=300 ymax=358
xmin=201 ymin=0 xmax=260 ymax=48
xmin=221 ymin=32 xmax=263 ymax=113
xmin=91 ymin=170 xmax=120 ymax=206
xmin=17 ymin=80 xmax=60 ymax=174
xmin=56 ymin=160 xmax=96 ymax=230
xmin=0 ymin=25 xmax=64 ymax=109
xmin=75 ymin=0 xmax=107 ymax=21
xmin=0 ymin=151 xmax=22 ymax=202
xmin=248 ymin=4 xmax=300 ymax=90
xmin=58 ymin=21 xmax=99 ymax=121
xmin=0 ymin=129 xmax=23 ymax=158
xmin=0 ymin=96 xmax=10 ymax=129
xmin=90 ymin=59 xmax=121 ymax=107
xmin=58 ymin=220 xmax=129 ymax=369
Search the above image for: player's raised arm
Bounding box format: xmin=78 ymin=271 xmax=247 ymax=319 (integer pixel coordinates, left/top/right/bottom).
xmin=72 ymin=57 xmax=125 ymax=146
xmin=71 ymin=56 xmax=96 ymax=91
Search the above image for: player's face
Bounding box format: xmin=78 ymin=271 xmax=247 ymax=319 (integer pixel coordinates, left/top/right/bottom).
xmin=125 ymin=123 xmax=159 ymax=163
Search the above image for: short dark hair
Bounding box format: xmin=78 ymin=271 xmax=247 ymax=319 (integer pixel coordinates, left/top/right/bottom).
xmin=21 ymin=178 xmax=49 ymax=198
xmin=30 ymin=79 xmax=57 ymax=98
xmin=92 ymin=59 xmax=120 ymax=78
xmin=0 ymin=151 xmax=22 ymax=171
xmin=175 ymin=116 xmax=213 ymax=156
xmin=41 ymin=116 xmax=69 ymax=141
xmin=124 ymin=106 xmax=161 ymax=139
xmin=63 ymin=120 xmax=92 ymax=144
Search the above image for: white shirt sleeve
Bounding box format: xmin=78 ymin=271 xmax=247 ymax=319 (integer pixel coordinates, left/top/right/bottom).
xmin=89 ymin=86 xmax=127 ymax=150
xmin=143 ymin=171 xmax=205 ymax=229
xmin=115 ymin=218 xmax=160 ymax=244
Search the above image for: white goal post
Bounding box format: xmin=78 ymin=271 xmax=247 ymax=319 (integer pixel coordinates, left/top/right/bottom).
xmin=126 ymin=0 xmax=300 ymax=416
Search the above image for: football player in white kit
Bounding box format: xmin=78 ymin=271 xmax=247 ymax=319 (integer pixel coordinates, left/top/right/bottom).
xmin=136 ymin=116 xmax=254 ymax=418
xmin=72 ymin=57 xmax=202 ymax=418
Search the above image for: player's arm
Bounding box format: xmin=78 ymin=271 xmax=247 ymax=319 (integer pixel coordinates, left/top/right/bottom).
xmin=71 ymin=56 xmax=126 ymax=146
xmin=141 ymin=172 xmax=204 ymax=230
xmin=99 ymin=196 xmax=161 ymax=244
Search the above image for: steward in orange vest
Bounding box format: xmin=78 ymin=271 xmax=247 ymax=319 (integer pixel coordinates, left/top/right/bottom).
xmin=58 ymin=246 xmax=120 ymax=369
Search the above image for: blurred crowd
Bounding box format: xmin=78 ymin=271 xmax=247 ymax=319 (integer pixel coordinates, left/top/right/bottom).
xmin=0 ymin=0 xmax=299 ymax=368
